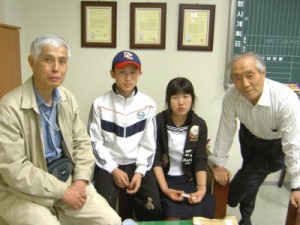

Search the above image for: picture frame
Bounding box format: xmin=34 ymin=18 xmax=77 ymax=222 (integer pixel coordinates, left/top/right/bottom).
xmin=81 ymin=1 xmax=117 ymax=48
xmin=178 ymin=4 xmax=215 ymax=51
xmin=130 ymin=3 xmax=166 ymax=49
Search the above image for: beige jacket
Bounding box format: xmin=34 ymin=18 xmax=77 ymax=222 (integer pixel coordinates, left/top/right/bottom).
xmin=0 ymin=77 xmax=94 ymax=207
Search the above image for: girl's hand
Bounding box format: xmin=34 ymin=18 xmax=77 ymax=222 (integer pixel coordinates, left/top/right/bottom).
xmin=164 ymin=188 xmax=185 ymax=201
xmin=188 ymin=186 xmax=206 ymax=204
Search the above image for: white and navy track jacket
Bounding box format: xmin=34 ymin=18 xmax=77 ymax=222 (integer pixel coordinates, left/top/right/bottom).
xmin=88 ymin=84 xmax=157 ymax=176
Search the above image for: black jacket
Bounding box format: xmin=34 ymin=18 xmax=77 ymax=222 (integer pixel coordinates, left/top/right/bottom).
xmin=153 ymin=110 xmax=208 ymax=179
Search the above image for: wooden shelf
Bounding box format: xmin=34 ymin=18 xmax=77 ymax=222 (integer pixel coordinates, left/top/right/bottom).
xmin=0 ymin=24 xmax=21 ymax=98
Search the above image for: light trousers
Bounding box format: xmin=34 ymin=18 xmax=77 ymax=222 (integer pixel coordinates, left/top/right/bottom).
xmin=0 ymin=184 xmax=121 ymax=225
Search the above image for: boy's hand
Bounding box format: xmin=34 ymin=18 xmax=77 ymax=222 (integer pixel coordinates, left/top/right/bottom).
xmin=126 ymin=173 xmax=142 ymax=194
xmin=112 ymin=168 xmax=130 ymax=188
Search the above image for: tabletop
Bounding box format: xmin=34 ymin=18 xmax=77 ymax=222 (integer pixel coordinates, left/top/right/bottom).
xmin=138 ymin=221 xmax=191 ymax=225
xmin=137 ymin=216 xmax=238 ymax=225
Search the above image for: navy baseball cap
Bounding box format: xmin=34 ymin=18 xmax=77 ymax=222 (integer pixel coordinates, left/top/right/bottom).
xmin=112 ymin=50 xmax=141 ymax=69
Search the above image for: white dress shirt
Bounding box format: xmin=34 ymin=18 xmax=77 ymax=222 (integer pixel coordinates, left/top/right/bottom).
xmin=209 ymin=78 xmax=300 ymax=188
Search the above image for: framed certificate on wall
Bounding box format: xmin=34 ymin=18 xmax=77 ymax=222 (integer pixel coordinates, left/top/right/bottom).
xmin=178 ymin=4 xmax=215 ymax=51
xmin=81 ymin=1 xmax=117 ymax=48
xmin=130 ymin=3 xmax=166 ymax=49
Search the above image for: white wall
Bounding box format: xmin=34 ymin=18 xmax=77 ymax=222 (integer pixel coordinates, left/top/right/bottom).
xmin=1 ymin=0 xmax=283 ymax=183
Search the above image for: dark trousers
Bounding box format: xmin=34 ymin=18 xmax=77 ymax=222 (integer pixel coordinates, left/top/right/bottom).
xmin=228 ymin=123 xmax=285 ymax=220
xmin=94 ymin=164 xmax=163 ymax=221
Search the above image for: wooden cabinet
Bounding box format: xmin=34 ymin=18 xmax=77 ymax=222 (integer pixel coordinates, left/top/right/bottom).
xmin=0 ymin=23 xmax=21 ymax=98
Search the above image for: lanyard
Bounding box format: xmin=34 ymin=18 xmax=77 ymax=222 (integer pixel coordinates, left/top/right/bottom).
xmin=39 ymin=105 xmax=60 ymax=132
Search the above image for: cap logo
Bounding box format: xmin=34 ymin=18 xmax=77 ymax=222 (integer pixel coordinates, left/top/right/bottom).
xmin=123 ymin=52 xmax=133 ymax=60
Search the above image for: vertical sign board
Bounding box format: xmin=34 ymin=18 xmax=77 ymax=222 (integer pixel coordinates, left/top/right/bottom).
xmin=225 ymin=0 xmax=300 ymax=88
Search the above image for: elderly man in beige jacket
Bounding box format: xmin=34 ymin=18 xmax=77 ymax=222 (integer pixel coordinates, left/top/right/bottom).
xmin=0 ymin=34 xmax=121 ymax=225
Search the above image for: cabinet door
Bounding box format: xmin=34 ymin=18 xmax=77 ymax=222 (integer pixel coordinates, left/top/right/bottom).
xmin=0 ymin=24 xmax=21 ymax=98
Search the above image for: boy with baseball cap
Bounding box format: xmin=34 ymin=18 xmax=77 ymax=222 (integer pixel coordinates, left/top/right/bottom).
xmin=88 ymin=50 xmax=163 ymax=221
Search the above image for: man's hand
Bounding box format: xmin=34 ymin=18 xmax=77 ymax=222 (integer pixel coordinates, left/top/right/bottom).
xmin=213 ymin=166 xmax=231 ymax=186
xmin=61 ymin=180 xmax=87 ymax=209
xmin=112 ymin=168 xmax=130 ymax=189
xmin=126 ymin=173 xmax=142 ymax=194
xmin=290 ymin=190 xmax=300 ymax=212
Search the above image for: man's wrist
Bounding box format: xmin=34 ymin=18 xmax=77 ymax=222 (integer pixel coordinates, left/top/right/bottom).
xmin=291 ymin=187 xmax=300 ymax=192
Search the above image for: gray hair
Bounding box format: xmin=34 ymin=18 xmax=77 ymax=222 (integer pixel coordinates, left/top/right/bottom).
xmin=230 ymin=52 xmax=266 ymax=73
xmin=30 ymin=34 xmax=71 ymax=61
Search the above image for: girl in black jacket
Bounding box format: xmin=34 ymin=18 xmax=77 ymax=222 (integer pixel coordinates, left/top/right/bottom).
xmin=153 ymin=77 xmax=215 ymax=220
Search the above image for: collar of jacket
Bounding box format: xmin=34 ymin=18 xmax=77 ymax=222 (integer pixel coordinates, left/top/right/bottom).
xmin=21 ymin=76 xmax=67 ymax=113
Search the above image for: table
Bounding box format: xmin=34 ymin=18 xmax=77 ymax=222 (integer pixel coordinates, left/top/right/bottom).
xmin=138 ymin=221 xmax=191 ymax=225
xmin=137 ymin=216 xmax=238 ymax=225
